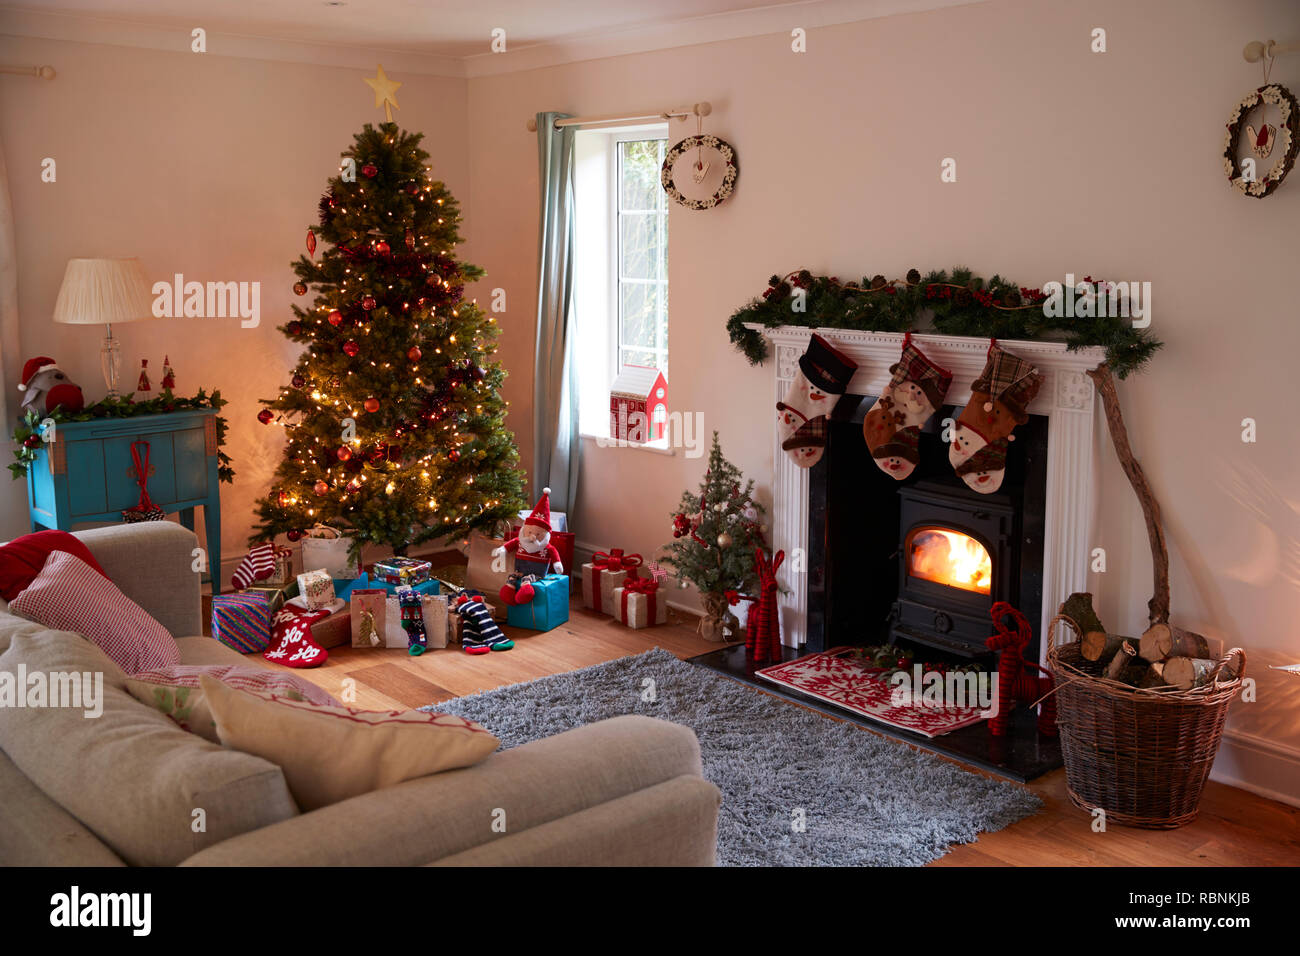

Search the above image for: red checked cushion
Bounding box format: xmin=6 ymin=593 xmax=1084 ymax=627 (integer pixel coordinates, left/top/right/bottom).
xmin=9 ymin=550 xmax=180 ymax=674
xmin=0 ymin=530 xmax=109 ymax=602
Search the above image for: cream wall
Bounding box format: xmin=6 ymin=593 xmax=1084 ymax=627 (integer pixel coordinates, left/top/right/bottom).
xmin=0 ymin=34 xmax=469 ymax=567
xmin=466 ymin=0 xmax=1300 ymax=800
xmin=0 ymin=0 xmax=1296 ymax=801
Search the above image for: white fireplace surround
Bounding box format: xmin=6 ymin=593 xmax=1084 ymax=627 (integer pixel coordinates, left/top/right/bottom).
xmin=753 ymin=325 xmax=1107 ymax=664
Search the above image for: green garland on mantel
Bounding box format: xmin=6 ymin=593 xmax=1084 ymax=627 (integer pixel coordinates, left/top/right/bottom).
xmin=8 ymin=389 xmax=234 ymax=483
xmin=727 ymin=267 xmax=1162 ymax=379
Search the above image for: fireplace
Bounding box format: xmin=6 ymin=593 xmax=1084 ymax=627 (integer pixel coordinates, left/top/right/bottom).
xmin=757 ymin=326 xmax=1103 ymax=664
xmin=805 ymin=396 xmax=1046 ymax=661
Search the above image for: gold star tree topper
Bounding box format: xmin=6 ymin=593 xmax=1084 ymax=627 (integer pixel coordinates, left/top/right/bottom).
xmin=364 ymin=64 xmax=401 ymax=122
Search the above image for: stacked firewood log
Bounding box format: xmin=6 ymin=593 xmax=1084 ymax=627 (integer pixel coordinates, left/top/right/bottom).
xmin=1061 ymin=592 xmax=1234 ymax=690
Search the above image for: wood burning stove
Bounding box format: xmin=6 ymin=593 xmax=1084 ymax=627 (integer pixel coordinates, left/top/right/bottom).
xmin=890 ymin=481 xmax=1018 ymax=656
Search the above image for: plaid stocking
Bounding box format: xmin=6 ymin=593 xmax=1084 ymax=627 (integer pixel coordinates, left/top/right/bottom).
xmin=862 ymin=334 xmax=951 ymax=480
xmin=949 ymin=342 xmax=1043 ymax=494
xmin=231 ymin=542 xmax=276 ymax=590
xmin=775 ymin=334 xmax=857 ymax=468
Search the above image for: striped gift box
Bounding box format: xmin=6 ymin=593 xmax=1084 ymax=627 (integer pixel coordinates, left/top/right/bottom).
xmin=211 ymin=591 xmax=275 ymax=654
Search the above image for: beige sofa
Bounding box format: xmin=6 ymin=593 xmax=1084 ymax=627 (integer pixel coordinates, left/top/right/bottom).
xmin=0 ymin=522 xmax=720 ymax=866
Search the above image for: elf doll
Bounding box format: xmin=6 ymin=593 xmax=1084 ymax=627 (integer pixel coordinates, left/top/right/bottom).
xmin=493 ymin=487 xmax=564 ymax=606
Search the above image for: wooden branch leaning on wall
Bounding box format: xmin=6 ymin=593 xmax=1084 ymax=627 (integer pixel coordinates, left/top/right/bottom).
xmin=1086 ymin=363 xmax=1170 ymax=626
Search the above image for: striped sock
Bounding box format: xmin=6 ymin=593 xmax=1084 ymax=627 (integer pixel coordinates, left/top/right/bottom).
xmin=232 ymin=543 xmax=276 ymax=590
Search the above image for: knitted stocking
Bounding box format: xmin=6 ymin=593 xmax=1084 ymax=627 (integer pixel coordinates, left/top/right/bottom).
xmin=263 ymin=605 xmax=330 ymax=668
xmin=231 ymin=542 xmax=276 ymax=590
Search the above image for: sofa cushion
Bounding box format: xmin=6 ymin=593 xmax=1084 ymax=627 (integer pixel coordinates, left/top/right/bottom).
xmin=126 ymin=664 xmax=339 ymax=742
xmin=9 ymin=550 xmax=179 ymax=674
xmin=0 ymin=628 xmax=298 ymax=865
xmin=200 ymin=674 xmax=499 ymax=811
xmin=0 ymin=529 xmax=109 ymax=602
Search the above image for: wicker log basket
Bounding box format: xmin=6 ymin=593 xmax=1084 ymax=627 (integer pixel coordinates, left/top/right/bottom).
xmin=1047 ymin=614 xmax=1246 ymax=829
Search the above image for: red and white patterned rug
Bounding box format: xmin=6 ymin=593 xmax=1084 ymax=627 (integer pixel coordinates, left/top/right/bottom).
xmin=755 ymin=647 xmax=989 ymax=738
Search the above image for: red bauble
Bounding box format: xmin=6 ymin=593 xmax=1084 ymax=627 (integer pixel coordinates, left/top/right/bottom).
xmin=293 ymin=281 xmax=308 ymax=296
xmin=23 ymin=435 xmax=40 ymax=449
xmin=287 ymin=321 xmax=303 ymax=335
xmin=407 ymin=346 xmax=422 ymax=362
xmin=366 ymin=445 xmax=385 ymax=464
xmin=313 ymin=480 xmax=328 ymax=495
xmin=306 ymin=229 xmax=317 ymax=257
xmin=257 ymin=409 xmax=274 ymax=424
xmin=337 ymin=446 xmax=352 ymax=462
xmin=342 ymin=340 xmax=360 ymax=357
xmin=374 ymin=240 xmax=390 ymax=256
xmin=404 ymin=181 xmax=420 ymax=196
xmin=346 ymin=479 xmax=361 ymax=493
xmin=464 ymin=361 xmax=485 ymax=381
xmin=448 ymin=448 xmax=460 ymax=462
xmin=291 ymin=374 xmax=306 ymax=389
xmin=405 ymin=229 xmax=415 ymax=249
xmin=364 ymin=397 xmax=380 ymax=413
xmin=361 ymin=163 xmax=378 ymax=178
xmin=286 ymin=529 xmax=303 ymax=542
xmin=328 ymin=310 xmax=343 ymax=326
xmin=361 ymin=295 xmax=377 ymax=311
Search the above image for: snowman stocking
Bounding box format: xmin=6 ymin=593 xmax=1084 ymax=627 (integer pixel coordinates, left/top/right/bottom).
xmin=948 ymin=341 xmax=1044 ymax=494
xmin=775 ymin=334 xmax=858 ymax=468
xmin=862 ymin=334 xmax=952 ymax=480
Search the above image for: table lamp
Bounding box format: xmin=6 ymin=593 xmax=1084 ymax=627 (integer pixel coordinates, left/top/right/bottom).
xmin=51 ymin=257 xmax=155 ymax=398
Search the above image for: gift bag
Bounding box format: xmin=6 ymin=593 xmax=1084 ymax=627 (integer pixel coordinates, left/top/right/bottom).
xmin=350 ymin=589 xmax=387 ymax=648
xmin=464 ymin=533 xmax=509 ymax=620
xmin=300 ymin=524 xmax=360 ymax=578
xmin=383 ymin=591 xmax=449 ymax=649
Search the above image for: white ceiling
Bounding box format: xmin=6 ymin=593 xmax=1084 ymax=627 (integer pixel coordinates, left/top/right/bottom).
xmin=0 ymin=0 xmax=984 ymax=75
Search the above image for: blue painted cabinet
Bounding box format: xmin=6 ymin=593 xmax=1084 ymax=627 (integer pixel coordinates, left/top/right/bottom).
xmin=25 ymin=409 xmax=222 ymax=581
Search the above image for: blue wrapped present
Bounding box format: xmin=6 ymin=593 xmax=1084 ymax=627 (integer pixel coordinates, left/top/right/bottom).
xmin=350 ymin=571 xmax=441 ymax=598
xmin=506 ymin=574 xmax=570 ymax=632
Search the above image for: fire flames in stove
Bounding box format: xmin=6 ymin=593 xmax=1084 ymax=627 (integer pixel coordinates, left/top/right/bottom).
xmin=908 ymin=527 xmax=992 ymax=595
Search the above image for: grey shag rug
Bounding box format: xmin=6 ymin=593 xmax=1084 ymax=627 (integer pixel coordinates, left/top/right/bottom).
xmin=424 ymin=648 xmax=1041 ymax=866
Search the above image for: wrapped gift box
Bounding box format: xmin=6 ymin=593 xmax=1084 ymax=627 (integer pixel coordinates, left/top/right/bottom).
xmin=383 ymin=591 xmax=449 ymax=649
xmin=581 ymin=549 xmax=643 ymax=616
xmin=211 ymin=591 xmax=275 ymax=654
xmin=310 ymin=606 xmax=352 ymax=650
xmin=612 ymin=579 xmax=667 ymax=629
xmin=264 ymin=545 xmax=295 ymax=588
xmin=240 ymin=585 xmax=285 ymax=615
xmin=350 ymin=571 xmax=440 ymax=599
xmin=506 ymin=574 xmax=570 ymax=632
xmin=296 ymin=569 xmax=336 ymax=611
xmin=372 ymin=556 xmax=434 ymax=587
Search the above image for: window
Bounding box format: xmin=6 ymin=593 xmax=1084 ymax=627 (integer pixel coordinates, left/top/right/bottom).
xmin=573 ymin=125 xmax=670 ymax=441
xmin=612 ymin=136 xmax=668 ymax=375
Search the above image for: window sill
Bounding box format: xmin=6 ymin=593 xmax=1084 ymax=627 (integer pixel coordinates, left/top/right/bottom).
xmin=580 ymin=432 xmax=676 ymax=456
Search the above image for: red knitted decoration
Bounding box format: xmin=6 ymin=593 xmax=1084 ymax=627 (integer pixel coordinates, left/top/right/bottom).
xmin=746 ymin=548 xmax=784 ymax=663
xmin=984 ymin=601 xmax=1057 ymax=737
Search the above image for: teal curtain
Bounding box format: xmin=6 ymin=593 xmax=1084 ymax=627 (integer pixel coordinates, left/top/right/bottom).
xmin=533 ymin=112 xmax=580 ymax=513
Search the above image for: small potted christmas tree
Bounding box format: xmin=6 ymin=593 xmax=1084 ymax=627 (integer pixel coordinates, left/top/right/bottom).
xmin=662 ymin=433 xmax=767 ymax=641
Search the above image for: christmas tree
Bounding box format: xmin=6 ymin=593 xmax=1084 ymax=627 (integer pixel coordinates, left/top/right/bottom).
xmin=251 ymin=122 xmax=527 ymax=552
xmin=661 ymin=433 xmax=767 ymax=634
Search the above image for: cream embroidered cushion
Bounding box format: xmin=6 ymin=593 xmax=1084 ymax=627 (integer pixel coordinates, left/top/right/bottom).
xmin=199 ymin=674 xmax=499 ymax=810
xmin=126 ymin=665 xmax=340 ymax=742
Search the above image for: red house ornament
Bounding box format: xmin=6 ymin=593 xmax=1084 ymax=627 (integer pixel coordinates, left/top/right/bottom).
xmin=609 ymin=365 xmax=668 ymax=443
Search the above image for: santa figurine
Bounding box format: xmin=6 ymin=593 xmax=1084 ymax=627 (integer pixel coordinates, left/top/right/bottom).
xmin=16 ymin=356 xmax=85 ymax=420
xmin=493 ymin=487 xmax=564 ymax=606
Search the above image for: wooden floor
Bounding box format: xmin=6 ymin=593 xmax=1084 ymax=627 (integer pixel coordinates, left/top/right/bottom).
xmin=236 ymin=590 xmax=1299 ymax=866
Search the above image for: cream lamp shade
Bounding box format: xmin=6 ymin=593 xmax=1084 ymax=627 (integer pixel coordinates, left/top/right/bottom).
xmin=51 ymin=257 xmax=154 ymax=326
xmin=51 ymin=257 xmax=155 ymax=398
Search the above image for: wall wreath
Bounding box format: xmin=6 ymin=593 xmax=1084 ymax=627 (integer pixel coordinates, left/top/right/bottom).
xmin=1223 ymin=83 xmax=1299 ymax=198
xmin=661 ymin=134 xmax=738 ymax=209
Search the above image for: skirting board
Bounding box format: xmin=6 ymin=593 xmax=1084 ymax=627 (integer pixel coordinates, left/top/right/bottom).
xmin=1211 ymin=730 xmax=1300 ymax=809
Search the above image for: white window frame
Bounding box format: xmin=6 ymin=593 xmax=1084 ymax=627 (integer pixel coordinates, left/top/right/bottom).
xmin=608 ymin=131 xmax=669 ymax=381
xmin=573 ymin=123 xmax=672 ymax=453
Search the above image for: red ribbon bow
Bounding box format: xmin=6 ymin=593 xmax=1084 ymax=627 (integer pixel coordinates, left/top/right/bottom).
xmin=593 ymin=549 xmax=643 ymax=573
xmin=623 ymin=575 xmax=658 ymax=595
